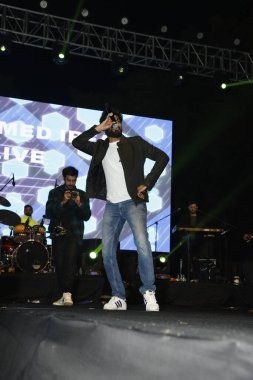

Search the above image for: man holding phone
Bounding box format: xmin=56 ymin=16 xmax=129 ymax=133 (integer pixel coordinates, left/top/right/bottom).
xmin=46 ymin=166 xmax=91 ymax=306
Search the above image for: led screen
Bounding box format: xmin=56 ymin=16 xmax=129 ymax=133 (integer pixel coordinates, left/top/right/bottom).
xmin=0 ymin=96 xmax=172 ymax=252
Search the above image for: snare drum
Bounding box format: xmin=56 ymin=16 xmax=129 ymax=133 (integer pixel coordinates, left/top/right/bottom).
xmin=14 ymin=223 xmax=32 ymax=243
xmin=14 ymin=240 xmax=49 ymax=274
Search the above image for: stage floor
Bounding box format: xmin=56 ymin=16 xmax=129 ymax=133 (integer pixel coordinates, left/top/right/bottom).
xmin=1 ymin=302 xmax=253 ymax=380
xmin=1 ymin=272 xmax=253 ymax=380
xmin=1 ymin=272 xmax=253 ymax=308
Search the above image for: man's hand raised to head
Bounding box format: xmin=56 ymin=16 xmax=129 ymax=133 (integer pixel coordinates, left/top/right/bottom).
xmin=95 ymin=116 xmax=114 ymax=133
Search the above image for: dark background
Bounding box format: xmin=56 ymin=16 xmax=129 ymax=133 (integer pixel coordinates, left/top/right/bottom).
xmin=1 ymin=1 xmax=253 ymax=277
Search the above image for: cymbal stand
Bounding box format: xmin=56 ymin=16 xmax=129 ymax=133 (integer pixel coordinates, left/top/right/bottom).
xmin=0 ymin=176 xmax=14 ymax=192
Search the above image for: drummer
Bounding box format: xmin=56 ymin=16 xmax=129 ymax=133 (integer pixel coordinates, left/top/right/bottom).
xmin=20 ymin=205 xmax=39 ymax=227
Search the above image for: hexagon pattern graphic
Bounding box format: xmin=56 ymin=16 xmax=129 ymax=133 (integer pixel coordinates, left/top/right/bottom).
xmin=0 ymin=96 xmax=172 ymax=252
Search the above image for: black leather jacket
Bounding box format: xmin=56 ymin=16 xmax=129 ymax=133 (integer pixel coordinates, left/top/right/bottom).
xmin=72 ymin=126 xmax=169 ymax=202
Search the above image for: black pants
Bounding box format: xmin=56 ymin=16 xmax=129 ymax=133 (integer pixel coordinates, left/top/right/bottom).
xmin=52 ymin=233 xmax=79 ymax=294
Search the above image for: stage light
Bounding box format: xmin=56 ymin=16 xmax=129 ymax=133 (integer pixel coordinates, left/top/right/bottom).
xmin=0 ymin=32 xmax=12 ymax=55
xmin=121 ymin=17 xmax=129 ymax=26
xmin=160 ymin=25 xmax=168 ymax=34
xmin=196 ymin=32 xmax=204 ymax=41
xmin=154 ymin=252 xmax=170 ymax=277
xmin=111 ymin=54 xmax=129 ymax=77
xmin=89 ymin=251 xmax=98 ymax=260
xmin=81 ymin=8 xmax=89 ymax=18
xmin=175 ymin=72 xmax=185 ymax=87
xmin=80 ymin=239 xmax=103 ymax=276
xmin=159 ymin=255 xmax=167 ymax=263
xmin=169 ymin=63 xmax=188 ymax=87
xmin=214 ymin=70 xmax=231 ymax=89
xmin=52 ymin=42 xmax=69 ymax=65
xmin=220 ymin=79 xmax=253 ymax=89
xmin=40 ymin=1 xmax=48 ymax=9
xmin=233 ymin=38 xmax=241 ymax=47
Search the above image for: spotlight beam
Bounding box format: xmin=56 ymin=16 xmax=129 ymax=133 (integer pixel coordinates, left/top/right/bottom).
xmin=221 ymin=79 xmax=253 ymax=89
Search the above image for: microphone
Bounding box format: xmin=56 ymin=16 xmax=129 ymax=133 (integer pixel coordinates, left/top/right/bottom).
xmin=105 ymin=102 xmax=118 ymax=129
xmin=40 ymin=218 xmax=44 ymax=227
xmin=55 ymin=179 xmax=58 ymax=188
xmin=25 ymin=217 xmax=30 ymax=226
xmin=12 ymin=173 xmax=15 ymax=187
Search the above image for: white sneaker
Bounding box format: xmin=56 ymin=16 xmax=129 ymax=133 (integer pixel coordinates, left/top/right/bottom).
xmin=52 ymin=296 xmax=64 ymax=306
xmin=143 ymin=290 xmax=159 ymax=312
xmin=103 ymin=296 xmax=127 ymax=310
xmin=63 ymin=292 xmax=73 ymax=306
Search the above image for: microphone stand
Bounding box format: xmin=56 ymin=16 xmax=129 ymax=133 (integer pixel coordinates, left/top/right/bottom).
xmin=147 ymin=209 xmax=181 ymax=252
xmin=147 ymin=215 xmax=169 ymax=253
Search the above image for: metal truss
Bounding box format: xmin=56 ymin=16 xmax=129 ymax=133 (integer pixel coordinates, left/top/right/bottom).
xmin=0 ymin=3 xmax=253 ymax=81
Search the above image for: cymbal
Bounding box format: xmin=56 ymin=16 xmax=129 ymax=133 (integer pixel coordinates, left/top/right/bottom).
xmin=0 ymin=210 xmax=21 ymax=226
xmin=0 ymin=196 xmax=11 ymax=207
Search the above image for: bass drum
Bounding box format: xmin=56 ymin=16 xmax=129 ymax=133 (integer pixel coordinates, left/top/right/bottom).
xmin=14 ymin=240 xmax=49 ymax=274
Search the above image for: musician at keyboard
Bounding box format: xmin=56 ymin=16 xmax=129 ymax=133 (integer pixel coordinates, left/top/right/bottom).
xmin=171 ymin=201 xmax=222 ymax=281
xmin=175 ymin=201 xmax=204 ymax=230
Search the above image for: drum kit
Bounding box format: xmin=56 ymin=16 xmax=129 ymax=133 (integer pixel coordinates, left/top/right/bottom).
xmin=0 ymin=196 xmax=53 ymax=274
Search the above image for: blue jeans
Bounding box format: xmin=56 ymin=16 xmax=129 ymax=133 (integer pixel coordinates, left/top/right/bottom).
xmin=102 ymin=199 xmax=156 ymax=299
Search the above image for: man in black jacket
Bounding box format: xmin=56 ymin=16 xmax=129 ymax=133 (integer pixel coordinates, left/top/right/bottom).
xmin=72 ymin=108 xmax=169 ymax=311
xmin=46 ymin=166 xmax=91 ymax=306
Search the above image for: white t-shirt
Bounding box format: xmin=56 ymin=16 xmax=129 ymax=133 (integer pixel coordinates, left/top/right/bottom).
xmin=102 ymin=141 xmax=131 ymax=203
